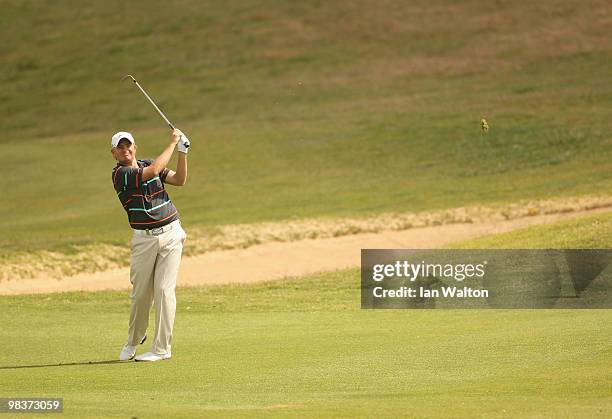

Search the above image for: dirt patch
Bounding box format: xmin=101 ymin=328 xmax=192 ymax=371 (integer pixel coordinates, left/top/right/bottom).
xmin=1 ymin=204 xmax=610 ymax=295
xmin=2 ymin=195 xmax=611 ymax=284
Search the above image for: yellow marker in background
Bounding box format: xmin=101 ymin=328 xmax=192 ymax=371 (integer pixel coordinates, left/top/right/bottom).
xmin=481 ymin=118 xmax=489 ymax=134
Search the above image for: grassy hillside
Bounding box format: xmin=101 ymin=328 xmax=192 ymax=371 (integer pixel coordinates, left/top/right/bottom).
xmin=1 ymin=274 xmax=610 ymax=416
xmin=2 ymin=0 xmax=612 ymax=255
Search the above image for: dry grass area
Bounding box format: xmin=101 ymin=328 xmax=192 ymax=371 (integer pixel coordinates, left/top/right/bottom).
xmin=3 ymin=195 xmax=611 ymax=282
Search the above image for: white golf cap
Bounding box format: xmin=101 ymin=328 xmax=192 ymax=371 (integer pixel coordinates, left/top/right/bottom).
xmin=111 ymin=131 xmax=135 ymax=148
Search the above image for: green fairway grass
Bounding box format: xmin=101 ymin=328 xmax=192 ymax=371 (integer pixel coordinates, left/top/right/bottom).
xmin=2 ymin=212 xmax=612 ymax=417
xmin=454 ymin=210 xmax=612 ymax=249
xmin=1 ymin=1 xmax=612 ymax=257
xmin=1 ymin=272 xmax=611 ymax=418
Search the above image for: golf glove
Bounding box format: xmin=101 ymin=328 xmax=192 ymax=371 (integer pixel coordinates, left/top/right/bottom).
xmin=178 ymin=134 xmax=190 ymax=154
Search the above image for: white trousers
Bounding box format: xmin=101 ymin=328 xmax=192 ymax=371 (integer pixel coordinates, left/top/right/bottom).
xmin=127 ymin=220 xmax=186 ymax=354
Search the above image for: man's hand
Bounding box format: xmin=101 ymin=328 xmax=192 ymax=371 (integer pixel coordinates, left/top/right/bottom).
xmin=171 ymin=128 xmax=183 ymax=144
xmin=177 ymin=133 xmax=190 ymax=154
xmin=143 ymin=129 xmax=183 ymax=181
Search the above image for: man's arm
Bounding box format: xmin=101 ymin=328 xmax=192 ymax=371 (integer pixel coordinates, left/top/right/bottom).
xmin=142 ymin=129 xmax=182 ymax=181
xmin=164 ymin=151 xmax=188 ymax=186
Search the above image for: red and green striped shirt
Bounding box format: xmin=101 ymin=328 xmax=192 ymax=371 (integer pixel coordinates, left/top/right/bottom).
xmin=112 ymin=159 xmax=179 ymax=230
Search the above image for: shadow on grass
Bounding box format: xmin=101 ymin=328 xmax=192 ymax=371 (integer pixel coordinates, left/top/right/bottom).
xmin=0 ymin=360 xmax=126 ymax=370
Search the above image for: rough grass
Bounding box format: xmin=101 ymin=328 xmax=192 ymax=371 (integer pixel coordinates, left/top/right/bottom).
xmin=2 ymin=1 xmax=612 ymax=261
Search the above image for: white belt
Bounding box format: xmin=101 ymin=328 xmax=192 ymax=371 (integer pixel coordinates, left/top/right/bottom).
xmin=133 ymin=219 xmax=180 ymax=236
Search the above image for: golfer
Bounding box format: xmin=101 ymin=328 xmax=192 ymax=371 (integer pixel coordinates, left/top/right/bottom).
xmin=111 ymin=128 xmax=190 ymax=362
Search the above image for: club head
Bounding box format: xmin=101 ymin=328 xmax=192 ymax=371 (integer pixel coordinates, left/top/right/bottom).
xmin=121 ymin=74 xmax=136 ymax=82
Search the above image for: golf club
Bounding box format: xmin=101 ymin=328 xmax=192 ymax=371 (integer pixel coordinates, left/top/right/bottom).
xmin=121 ymin=74 xmax=177 ymax=131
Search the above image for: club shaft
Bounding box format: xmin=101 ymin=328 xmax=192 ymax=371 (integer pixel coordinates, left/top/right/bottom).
xmin=132 ymin=79 xmax=175 ymax=130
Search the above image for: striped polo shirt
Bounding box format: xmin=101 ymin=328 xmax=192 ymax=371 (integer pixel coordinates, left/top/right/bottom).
xmin=112 ymin=159 xmax=179 ymax=230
